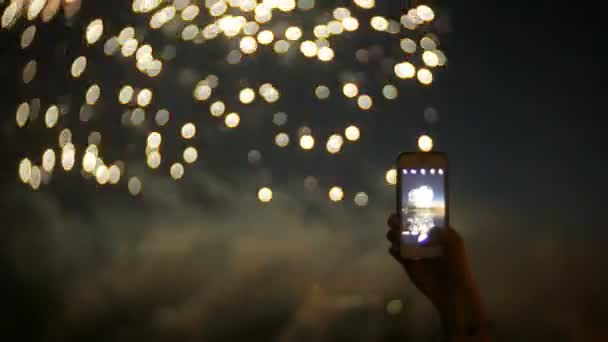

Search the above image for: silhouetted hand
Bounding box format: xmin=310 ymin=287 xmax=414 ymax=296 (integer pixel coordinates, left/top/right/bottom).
xmin=387 ymin=213 xmax=494 ymax=341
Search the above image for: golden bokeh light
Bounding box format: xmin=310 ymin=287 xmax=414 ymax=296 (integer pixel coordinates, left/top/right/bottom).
xmin=18 ymin=158 xmax=32 ymax=184
xmin=422 ymin=50 xmax=439 ymax=67
xmin=326 ymin=134 xmax=344 ymax=154
xmin=300 ymin=40 xmax=317 ymax=57
xmin=16 ymin=102 xmax=30 ymax=128
xmin=357 ymin=95 xmax=373 ymax=110
xmin=382 ymin=84 xmax=398 ymax=100
xmin=147 ymin=132 xmax=162 ymax=149
xmin=239 ymin=88 xmax=256 ymax=104
xmin=86 ymin=19 xmax=104 ymax=45
xmin=418 ymin=135 xmax=434 ymax=152
xmin=181 ymin=123 xmax=196 ymax=139
xmin=394 ymin=62 xmax=416 ymax=79
xmin=86 ymin=84 xmax=101 ymax=105
xmin=146 ymin=151 xmax=162 ymax=169
xmin=417 ymin=68 xmax=433 ymax=85
xmin=128 ymin=177 xmax=142 ymax=196
xmin=370 ymin=16 xmax=388 ymax=31
xmin=118 ymin=85 xmax=134 ymax=104
xmin=225 ymin=112 xmax=241 ymax=128
xmin=315 ymin=85 xmax=330 ymax=99
xmin=345 ymin=125 xmax=360 ymax=141
xmin=385 ymin=168 xmax=397 ymax=185
xmin=285 ymin=26 xmax=302 ymax=40
xmin=299 ymin=134 xmax=315 ymax=150
xmin=329 ymin=186 xmax=344 ymax=202
xmin=71 ymin=56 xmax=87 ymax=78
xmin=137 ymin=88 xmax=153 ymax=107
xmin=44 ymin=105 xmax=59 ymax=128
xmin=258 ymin=187 xmax=273 ymax=203
xmin=342 ymin=83 xmax=359 ymax=98
xmin=183 ymin=146 xmax=198 ymax=164
xmin=416 ymin=5 xmax=435 ymax=22
xmin=317 ymin=46 xmax=334 ymax=62
xmin=342 ymin=17 xmax=359 ymax=31
xmin=155 ymin=109 xmax=170 ymax=126
xmin=257 ymin=30 xmax=274 ymax=45
xmin=61 ymin=143 xmax=76 ymax=171
xmin=275 ymin=132 xmax=290 ymax=147
xmin=240 ymin=36 xmax=258 ymax=54
xmin=42 ymin=149 xmax=56 ymax=173
xmin=400 ymin=38 xmax=416 ymax=54
xmin=170 ymin=162 xmax=185 ymax=180
xmin=21 ymin=25 xmax=36 ymax=49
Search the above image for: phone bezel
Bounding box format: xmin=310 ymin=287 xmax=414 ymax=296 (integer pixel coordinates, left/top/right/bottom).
xmin=396 ymin=151 xmax=450 ymax=232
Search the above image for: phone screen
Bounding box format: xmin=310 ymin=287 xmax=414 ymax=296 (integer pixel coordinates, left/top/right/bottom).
xmin=400 ymin=167 xmax=446 ymax=245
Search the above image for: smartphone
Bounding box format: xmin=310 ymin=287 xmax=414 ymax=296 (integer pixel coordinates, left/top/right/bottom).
xmin=396 ymin=152 xmax=449 ymax=259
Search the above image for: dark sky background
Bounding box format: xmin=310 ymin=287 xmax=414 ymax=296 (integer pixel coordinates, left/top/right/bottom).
xmin=1 ymin=0 xmax=606 ymax=341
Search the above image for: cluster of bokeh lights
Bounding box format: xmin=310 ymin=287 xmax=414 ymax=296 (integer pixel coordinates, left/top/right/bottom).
xmin=5 ymin=0 xmax=445 ymax=204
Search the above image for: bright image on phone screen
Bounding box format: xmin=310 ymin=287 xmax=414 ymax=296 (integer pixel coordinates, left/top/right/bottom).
xmin=400 ymin=168 xmax=446 ymax=245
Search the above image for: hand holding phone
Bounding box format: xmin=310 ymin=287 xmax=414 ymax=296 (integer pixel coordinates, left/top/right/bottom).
xmin=396 ymin=152 xmax=448 ymax=259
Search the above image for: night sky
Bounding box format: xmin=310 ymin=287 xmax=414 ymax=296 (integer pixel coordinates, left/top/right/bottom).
xmin=1 ymin=1 xmax=606 ymax=341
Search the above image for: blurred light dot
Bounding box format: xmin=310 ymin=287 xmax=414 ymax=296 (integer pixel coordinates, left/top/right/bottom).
xmin=326 ymin=134 xmax=344 ymax=154
xmin=342 ymin=17 xmax=359 ymax=31
xmin=170 ymin=163 xmax=185 ymax=180
xmin=275 ymin=132 xmax=290 ymax=147
xmin=304 ymin=176 xmax=318 ymax=191
xmin=119 ymin=27 xmax=135 ymax=43
xmin=96 ymin=165 xmax=110 ymax=185
xmin=299 ymin=134 xmax=315 ymax=150
xmin=128 ymin=177 xmax=142 ymax=196
xmin=108 ymin=165 xmax=121 ymax=184
xmin=417 ymin=5 xmax=435 ymax=22
xmin=315 ymin=85 xmax=330 ymax=99
xmin=300 ymin=40 xmax=317 ymax=57
xmin=59 ymin=129 xmax=72 ymax=148
xmin=226 ymin=49 xmax=242 ymax=64
xmin=333 ymin=7 xmax=350 ymax=20
xmin=417 ymin=68 xmax=433 ymax=85
xmin=71 ymin=56 xmax=87 ymax=78
xmin=88 ymin=131 xmax=102 ymax=145
xmin=181 ymin=123 xmax=196 ymax=139
xmin=357 ymin=95 xmax=373 ymax=110
xmin=86 ymin=84 xmax=101 ymax=105
xmin=42 ymin=148 xmax=56 ymax=173
xmin=147 ymin=132 xmax=162 ymax=148
xmin=16 ymin=102 xmax=30 ymax=128
xmin=79 ymin=105 xmax=94 ymax=122
xmin=424 ymin=107 xmax=440 ymax=124
xmin=45 ymin=105 xmax=59 ymax=128
xmin=240 ymin=36 xmax=258 ymax=54
xmin=146 ymin=150 xmax=162 ymax=169
xmin=30 ymin=166 xmax=41 ymax=190
xmin=239 ymin=88 xmax=256 ymax=104
xmin=257 ymin=30 xmax=274 ymax=45
xmin=243 ymin=21 xmax=259 ymax=35
xmin=394 ymin=62 xmax=416 ymax=79
xmin=155 ymin=109 xmax=170 ymax=126
xmin=21 ymin=25 xmax=37 ymax=49
xmin=183 ymin=146 xmax=198 ymax=163
xmin=343 ymin=83 xmax=359 ymax=98
xmin=82 ymin=151 xmax=97 ymax=173
xmin=329 ymin=186 xmax=344 ymax=202
xmin=181 ymin=4 xmax=200 ymax=21
xmin=225 ymin=113 xmax=240 ymax=128
xmin=61 ymin=143 xmax=76 ymax=171
xmin=420 ymin=36 xmax=437 ymax=50
xmin=258 ymin=187 xmax=273 ymax=203
xmin=27 ymin=0 xmax=46 ymax=21
xmin=354 ymin=192 xmax=369 ymax=207
xmin=19 ymin=64 xmax=39 ymax=89
xmin=313 ymin=25 xmax=329 ymax=39
xmin=382 ymin=84 xmax=398 ymax=100
xmin=181 ymin=24 xmax=199 ymax=41
xmin=418 ymin=135 xmax=434 ymax=152
xmin=274 ymin=40 xmax=290 ymax=54
xmin=137 ymin=88 xmax=153 ymax=107
xmin=19 ymin=158 xmax=32 ymax=184
xmin=86 ymin=19 xmax=104 ymax=45
xmin=298 ymin=0 xmax=315 ymax=10
xmin=422 ymin=50 xmax=439 ymax=67
xmin=386 ymin=299 xmax=404 ymax=315
xmin=130 ymin=108 xmax=146 ymax=126
xmin=273 ymin=112 xmax=287 ymax=126
xmin=435 ymin=50 xmax=447 ymax=66
xmin=210 ymin=1 xmax=227 ymax=16
xmin=104 ymin=37 xmax=120 ymax=55
xmin=400 ymin=38 xmax=416 ymax=54
xmin=210 ymin=101 xmax=226 ymax=117
xmin=328 ymin=20 xmax=343 ymax=35
xmin=1 ymin=1 xmax=20 ymax=29
xmin=119 ymin=85 xmax=134 ymax=104
xmin=121 ymin=38 xmax=139 ymax=57
xmin=194 ymin=83 xmax=212 ymax=101
xmin=345 ymin=125 xmax=360 ymax=141
xmin=248 ymin=150 xmax=262 ymax=164
xmin=285 ymin=26 xmax=302 ymax=40
xmin=370 ymin=16 xmax=388 ymax=31
xmin=317 ymin=46 xmax=334 ymax=61
xmin=386 ymin=169 xmax=397 ymax=185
